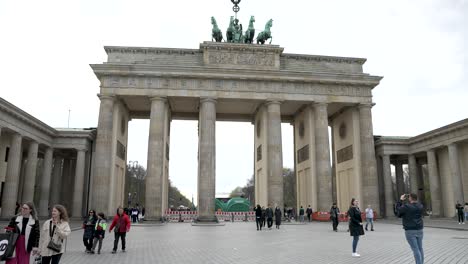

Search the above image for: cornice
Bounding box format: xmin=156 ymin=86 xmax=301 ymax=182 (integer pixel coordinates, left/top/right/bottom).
xmin=282 ymin=53 xmax=367 ymax=65
xmin=104 ymin=46 xmax=201 ymax=56
xmin=407 ymin=118 xmax=468 ymax=145
xmin=200 ymin=41 xmax=284 ymax=54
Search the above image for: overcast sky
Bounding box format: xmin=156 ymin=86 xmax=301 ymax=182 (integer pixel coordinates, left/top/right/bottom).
xmin=1 ymin=0 xmax=467 ymax=204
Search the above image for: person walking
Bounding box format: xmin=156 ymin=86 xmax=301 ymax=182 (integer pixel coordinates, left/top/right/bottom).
xmin=6 ymin=202 xmax=40 ymax=264
xmin=464 ymin=203 xmax=468 ymax=223
xmin=261 ymin=206 xmax=266 ymax=228
xmin=456 ymin=202 xmax=464 ymax=224
xmin=255 ymin=205 xmax=263 ymax=231
xmin=131 ymin=207 xmax=139 ymax=223
xmin=109 ymin=207 xmax=131 ymax=253
xmin=274 ymin=206 xmax=282 ymax=229
xmin=90 ymin=212 xmax=107 ymax=254
xmin=365 ymin=205 xmax=375 ymax=231
xmin=348 ymin=198 xmax=364 ymax=257
xmin=330 ymin=203 xmax=340 ymax=232
xmin=265 ymin=205 xmax=273 ymax=229
xmin=82 ymin=210 xmax=97 ymax=253
xmin=397 ymin=193 xmax=424 ymax=264
xmin=306 ymin=205 xmax=312 ymax=222
xmin=299 ymin=206 xmax=305 ymax=223
xmin=39 ymin=205 xmax=71 ymax=264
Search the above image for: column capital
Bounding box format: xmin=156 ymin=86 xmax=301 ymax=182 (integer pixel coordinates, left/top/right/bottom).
xmin=149 ymin=96 xmax=167 ymax=103
xmin=97 ymin=94 xmax=115 ymax=101
xmin=265 ymin=100 xmax=282 ymax=106
xmin=312 ymin=101 xmax=327 ymax=107
xmin=75 ymin=148 xmax=87 ymax=153
xmin=448 ymin=142 xmax=458 ymax=148
xmin=357 ymin=102 xmax=375 ymax=109
xmin=426 ymin=148 xmax=436 ymax=154
xmin=200 ymin=97 xmax=217 ymax=104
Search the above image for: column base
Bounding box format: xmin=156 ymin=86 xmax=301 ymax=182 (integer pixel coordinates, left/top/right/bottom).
xmin=195 ymin=215 xmax=219 ymax=223
xmin=144 ymin=216 xmax=166 ymax=223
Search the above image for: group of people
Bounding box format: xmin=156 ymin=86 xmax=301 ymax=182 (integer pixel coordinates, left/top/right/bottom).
xmin=254 ymin=204 xmax=282 ymax=230
xmin=455 ymin=201 xmax=468 ymax=224
xmin=6 ymin=203 xmax=71 ymax=264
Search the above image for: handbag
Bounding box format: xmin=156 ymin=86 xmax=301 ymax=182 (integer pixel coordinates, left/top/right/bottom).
xmin=0 ymin=231 xmax=19 ymax=261
xmin=46 ymin=221 xmax=62 ymax=253
xmin=358 ymin=225 xmax=365 ymax=236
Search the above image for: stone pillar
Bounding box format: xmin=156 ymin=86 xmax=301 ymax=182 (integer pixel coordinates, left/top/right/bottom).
xmin=22 ymin=141 xmax=39 ymax=202
xmin=266 ymin=101 xmax=283 ymax=210
xmin=39 ymin=147 xmax=54 ymax=217
xmin=49 ymin=156 xmax=63 ymax=207
xmin=358 ymin=104 xmax=380 ymax=214
xmin=92 ymin=95 xmax=115 ymax=214
xmin=197 ymin=98 xmax=217 ymax=222
xmin=395 ymin=160 xmax=404 ymax=197
xmin=382 ymin=155 xmax=394 ymax=218
xmin=1 ymin=133 xmax=22 ymax=217
xmin=448 ymin=143 xmax=464 ymax=204
xmin=314 ymin=103 xmax=332 ymax=211
xmin=72 ymin=149 xmax=86 ymax=217
xmin=408 ymin=155 xmax=418 ymax=194
xmin=427 ymin=149 xmax=441 ymax=216
xmin=146 ymin=97 xmax=167 ymax=221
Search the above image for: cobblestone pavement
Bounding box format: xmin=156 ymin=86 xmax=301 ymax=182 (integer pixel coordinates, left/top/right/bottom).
xmin=55 ymin=221 xmax=468 ymax=264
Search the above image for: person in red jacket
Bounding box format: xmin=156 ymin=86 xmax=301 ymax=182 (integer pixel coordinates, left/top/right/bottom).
xmin=109 ymin=207 xmax=131 ymax=254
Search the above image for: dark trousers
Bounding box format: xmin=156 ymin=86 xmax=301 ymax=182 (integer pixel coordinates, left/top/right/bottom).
xmin=83 ymin=237 xmax=93 ymax=251
xmin=332 ymin=217 xmax=339 ymax=231
xmin=113 ymin=232 xmax=126 ymax=251
xmin=307 ymin=214 xmax=311 ymax=222
xmin=267 ymin=217 xmax=273 ymax=228
xmin=132 ymin=215 xmax=138 ymax=223
xmin=42 ymin=254 xmax=62 ymax=264
xmin=92 ymin=237 xmax=103 ymax=252
xmin=256 ymin=218 xmax=262 ymax=230
xmin=458 ymin=212 xmax=464 ymax=223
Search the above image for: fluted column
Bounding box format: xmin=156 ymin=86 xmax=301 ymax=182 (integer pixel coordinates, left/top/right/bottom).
xmin=72 ymin=149 xmax=86 ymax=217
xmin=448 ymin=143 xmax=464 ymax=204
xmin=92 ymin=95 xmax=115 ymax=214
xmin=39 ymin=147 xmax=54 ymax=216
xmin=146 ymin=97 xmax=167 ymax=221
xmin=395 ymin=160 xmax=404 ymax=197
xmin=49 ymin=156 xmax=63 ymax=207
xmin=427 ymin=149 xmax=441 ymax=216
xmin=358 ymin=104 xmax=380 ymax=214
xmin=197 ymin=98 xmax=217 ymax=222
xmin=382 ymin=155 xmax=394 ymax=217
xmin=22 ymin=141 xmax=39 ymax=202
xmin=314 ymin=102 xmax=332 ymax=211
xmin=408 ymin=155 xmax=418 ymax=194
xmin=1 ymin=133 xmax=22 ymax=217
xmin=266 ymin=101 xmax=283 ymax=210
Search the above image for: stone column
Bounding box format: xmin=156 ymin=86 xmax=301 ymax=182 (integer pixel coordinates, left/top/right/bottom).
xmin=72 ymin=149 xmax=86 ymax=217
xmin=395 ymin=160 xmax=404 ymax=197
xmin=314 ymin=103 xmax=332 ymax=211
xmin=266 ymin=101 xmax=283 ymax=210
xmin=358 ymin=104 xmax=380 ymax=213
xmin=448 ymin=143 xmax=464 ymax=204
xmin=408 ymin=154 xmax=418 ymax=194
xmin=427 ymin=149 xmax=441 ymax=216
xmin=146 ymin=97 xmax=167 ymax=221
xmin=39 ymin=147 xmax=54 ymax=217
xmin=197 ymin=98 xmax=217 ymax=222
xmin=382 ymin=155 xmax=394 ymax=217
xmin=1 ymin=133 xmax=22 ymax=217
xmin=49 ymin=156 xmax=63 ymax=207
xmin=92 ymin=95 xmax=115 ymax=214
xmin=22 ymin=141 xmax=39 ymax=202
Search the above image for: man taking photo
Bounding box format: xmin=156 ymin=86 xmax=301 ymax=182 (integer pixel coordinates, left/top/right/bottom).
xmin=397 ymin=193 xmax=424 ymax=264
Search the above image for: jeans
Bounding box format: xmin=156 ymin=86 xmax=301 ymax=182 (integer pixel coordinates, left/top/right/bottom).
xmin=465 ymin=212 xmax=468 ymax=222
xmin=41 ymin=254 xmax=62 ymax=264
xmin=365 ymin=218 xmax=374 ymax=230
xmin=113 ymin=232 xmax=126 ymax=251
xmin=92 ymin=237 xmax=103 ymax=253
xmin=458 ymin=212 xmax=464 ymax=223
xmin=332 ymin=218 xmax=339 ymax=231
xmin=299 ymin=215 xmax=304 ymax=222
xmin=256 ymin=218 xmax=262 ymax=230
xmin=352 ymin=236 xmax=359 ymax=253
xmin=83 ymin=237 xmax=93 ymax=251
xmin=267 ymin=217 xmax=273 ymax=228
xmin=405 ymin=229 xmax=424 ymax=264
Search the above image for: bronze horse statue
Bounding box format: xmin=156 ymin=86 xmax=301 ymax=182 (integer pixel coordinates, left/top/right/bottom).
xmin=256 ymin=19 xmax=273 ymax=45
xmin=244 ymin=16 xmax=255 ymax=44
xmin=226 ymin=16 xmax=234 ymax=42
xmin=211 ymin=17 xmax=223 ymax=42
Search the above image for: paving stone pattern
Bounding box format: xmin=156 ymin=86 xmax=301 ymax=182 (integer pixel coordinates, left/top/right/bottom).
xmin=60 ymin=222 xmax=468 ymax=264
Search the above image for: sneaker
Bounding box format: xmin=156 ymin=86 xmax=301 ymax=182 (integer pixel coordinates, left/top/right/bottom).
xmin=98 ymin=251 xmax=101 ymax=254
xmin=459 ymin=222 xmax=461 ymax=225
xmin=90 ymin=250 xmax=95 ymax=254
xmin=365 ymin=228 xmax=368 ymax=231
xmin=122 ymin=249 xmax=126 ymax=253
xmin=463 ymin=222 xmax=465 ymax=224
xmin=352 ymin=253 xmax=361 ymax=257
xmin=371 ymin=229 xmax=374 ymax=231
xmin=111 ymin=250 xmax=116 ymax=254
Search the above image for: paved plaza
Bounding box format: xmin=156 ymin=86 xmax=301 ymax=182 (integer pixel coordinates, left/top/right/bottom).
xmin=57 ymin=221 xmax=468 ymax=264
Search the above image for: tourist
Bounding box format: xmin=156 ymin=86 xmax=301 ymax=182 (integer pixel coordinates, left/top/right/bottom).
xmin=82 ymin=210 xmax=97 ymax=253
xmin=261 ymin=206 xmax=266 ymax=228
xmin=365 ymin=205 xmax=375 ymax=231
xmin=464 ymin=203 xmax=468 ymax=223
xmin=348 ymin=198 xmax=364 ymax=257
xmin=141 ymin=206 xmax=145 ymax=221
xmin=265 ymin=204 xmax=273 ymax=229
xmin=456 ymin=202 xmax=464 ymax=224
xmin=6 ymin=202 xmax=40 ymax=264
xmin=109 ymin=207 xmax=131 ymax=253
xmin=306 ymin=205 xmax=312 ymax=222
xmin=397 ymin=193 xmax=424 ymax=264
xmin=274 ymin=206 xmax=282 ymax=229
xmin=39 ymin=205 xmax=71 ymax=264
xmin=299 ymin=206 xmax=305 ymax=223
xmin=255 ymin=204 xmax=262 ymax=231
xmin=131 ymin=207 xmax=139 ymax=223
xmin=330 ymin=203 xmax=340 ymax=232
xmin=91 ymin=212 xmax=107 ymax=254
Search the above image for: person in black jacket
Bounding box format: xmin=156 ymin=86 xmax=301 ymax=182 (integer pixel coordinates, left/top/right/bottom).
xmin=330 ymin=203 xmax=340 ymax=232
xmin=265 ymin=205 xmax=274 ymax=229
xmin=7 ymin=201 xmax=40 ymax=263
xmin=347 ymin=198 xmax=364 ymax=257
xmin=274 ymin=206 xmax=282 ymax=229
xmin=255 ymin=205 xmax=263 ymax=231
xmin=82 ymin=210 xmax=98 ymax=253
xmin=397 ymin=193 xmax=424 ymax=264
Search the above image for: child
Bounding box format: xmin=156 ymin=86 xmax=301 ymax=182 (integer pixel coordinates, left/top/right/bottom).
xmin=91 ymin=212 xmax=107 ymax=254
